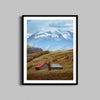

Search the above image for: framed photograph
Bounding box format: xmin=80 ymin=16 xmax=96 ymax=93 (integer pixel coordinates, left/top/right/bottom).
xmin=22 ymin=15 xmax=78 ymax=85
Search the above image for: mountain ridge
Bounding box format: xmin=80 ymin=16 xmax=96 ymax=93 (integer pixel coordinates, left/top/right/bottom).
xmin=27 ymin=30 xmax=73 ymax=51
xmin=27 ymin=30 xmax=73 ymax=40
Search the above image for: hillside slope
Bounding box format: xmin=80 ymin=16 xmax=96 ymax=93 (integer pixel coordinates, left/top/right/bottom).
xmin=27 ymin=45 xmax=43 ymax=54
xmin=27 ymin=49 xmax=73 ymax=80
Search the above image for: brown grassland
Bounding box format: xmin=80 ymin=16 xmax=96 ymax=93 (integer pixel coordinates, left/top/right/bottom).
xmin=27 ymin=49 xmax=73 ymax=80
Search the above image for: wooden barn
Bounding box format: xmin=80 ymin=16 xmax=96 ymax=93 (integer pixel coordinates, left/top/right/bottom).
xmin=36 ymin=62 xmax=63 ymax=70
xmin=36 ymin=62 xmax=48 ymax=70
xmin=48 ymin=64 xmax=63 ymax=70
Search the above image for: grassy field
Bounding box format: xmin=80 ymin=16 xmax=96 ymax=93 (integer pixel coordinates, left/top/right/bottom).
xmin=27 ymin=49 xmax=73 ymax=80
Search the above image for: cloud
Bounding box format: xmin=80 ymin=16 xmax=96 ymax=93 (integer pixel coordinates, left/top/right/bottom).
xmin=52 ymin=45 xmax=64 ymax=51
xmin=49 ymin=21 xmax=73 ymax=28
xmin=66 ymin=46 xmax=72 ymax=50
xmin=27 ymin=20 xmax=73 ymax=33
xmin=65 ymin=23 xmax=72 ymax=26
xmin=44 ymin=45 xmax=50 ymax=50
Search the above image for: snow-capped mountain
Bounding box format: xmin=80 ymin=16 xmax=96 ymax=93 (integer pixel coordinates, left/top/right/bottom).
xmin=27 ymin=30 xmax=73 ymax=40
xmin=27 ymin=30 xmax=73 ymax=51
xmin=27 ymin=33 xmax=33 ymax=38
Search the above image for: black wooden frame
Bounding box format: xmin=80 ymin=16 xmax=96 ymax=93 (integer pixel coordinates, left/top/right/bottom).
xmin=22 ymin=15 xmax=78 ymax=85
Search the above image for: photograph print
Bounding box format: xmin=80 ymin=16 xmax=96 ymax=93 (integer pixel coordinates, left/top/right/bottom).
xmin=22 ymin=15 xmax=78 ymax=85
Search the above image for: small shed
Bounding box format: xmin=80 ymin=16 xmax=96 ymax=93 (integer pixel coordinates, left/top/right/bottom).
xmin=36 ymin=62 xmax=48 ymax=70
xmin=48 ymin=64 xmax=63 ymax=70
